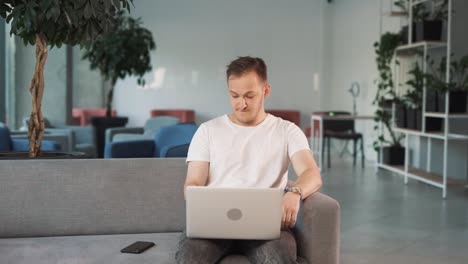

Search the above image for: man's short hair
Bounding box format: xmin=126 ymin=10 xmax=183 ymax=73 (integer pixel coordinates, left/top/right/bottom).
xmin=226 ymin=56 xmax=267 ymax=82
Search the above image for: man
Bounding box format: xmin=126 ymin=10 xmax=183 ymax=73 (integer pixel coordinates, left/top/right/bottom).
xmin=176 ymin=56 xmax=322 ymax=263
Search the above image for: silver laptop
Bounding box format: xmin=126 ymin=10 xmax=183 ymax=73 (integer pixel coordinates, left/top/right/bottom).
xmin=186 ymin=186 xmax=282 ymax=240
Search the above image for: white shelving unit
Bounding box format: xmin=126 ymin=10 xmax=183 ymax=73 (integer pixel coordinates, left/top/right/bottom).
xmin=377 ymin=0 xmax=468 ymax=198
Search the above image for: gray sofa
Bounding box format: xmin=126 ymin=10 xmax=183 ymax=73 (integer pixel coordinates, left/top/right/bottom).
xmin=0 ymin=158 xmax=340 ymax=264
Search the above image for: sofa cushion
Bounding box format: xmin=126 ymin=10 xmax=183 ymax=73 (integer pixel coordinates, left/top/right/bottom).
xmin=0 ymin=159 xmax=186 ymax=238
xmin=0 ymin=233 xmax=308 ymax=264
xmin=0 ymin=233 xmax=180 ymax=264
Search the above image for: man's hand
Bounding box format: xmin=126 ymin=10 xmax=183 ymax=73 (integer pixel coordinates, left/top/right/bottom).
xmin=281 ymin=192 xmax=301 ymax=229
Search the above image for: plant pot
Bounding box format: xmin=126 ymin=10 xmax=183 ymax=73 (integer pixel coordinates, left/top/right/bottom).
xmin=379 ymin=99 xmax=394 ymax=111
xmin=400 ymin=24 xmax=416 ymax=45
xmin=415 ymin=20 xmax=443 ymax=42
xmin=425 ymin=117 xmax=443 ymax=132
xmin=90 ymin=116 xmax=129 ymax=158
xmin=406 ymin=108 xmax=422 ymax=130
xmin=425 ymin=90 xmax=438 ymax=112
xmin=382 ymin=146 xmax=405 ymax=165
xmin=395 ymin=104 xmax=407 ymax=128
xmin=0 ymin=151 xmax=88 ymax=160
xmin=437 ymin=90 xmax=468 ymax=113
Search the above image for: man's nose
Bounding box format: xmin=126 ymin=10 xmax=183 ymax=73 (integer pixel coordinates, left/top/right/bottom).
xmin=240 ymin=98 xmax=247 ymax=108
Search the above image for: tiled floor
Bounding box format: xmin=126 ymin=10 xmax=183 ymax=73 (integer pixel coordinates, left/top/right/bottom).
xmin=315 ymin=158 xmax=468 ymax=264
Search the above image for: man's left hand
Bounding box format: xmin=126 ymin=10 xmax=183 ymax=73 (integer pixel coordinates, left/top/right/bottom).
xmin=281 ymin=192 xmax=301 ymax=229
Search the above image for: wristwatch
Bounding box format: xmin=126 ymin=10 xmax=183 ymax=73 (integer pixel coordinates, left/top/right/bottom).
xmin=284 ymin=186 xmax=303 ymax=200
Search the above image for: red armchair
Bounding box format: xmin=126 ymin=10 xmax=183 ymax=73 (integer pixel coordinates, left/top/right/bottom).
xmin=266 ymin=109 xmax=301 ymax=127
xmin=150 ymin=109 xmax=195 ymax=123
xmin=72 ymin=108 xmax=117 ymax=126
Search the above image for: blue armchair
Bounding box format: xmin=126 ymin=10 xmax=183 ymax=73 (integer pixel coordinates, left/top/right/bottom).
xmin=0 ymin=127 xmax=60 ymax=152
xmin=19 ymin=117 xmax=97 ymax=157
xmin=105 ymin=116 xmax=180 ymax=144
xmin=104 ymin=123 xmax=198 ymax=158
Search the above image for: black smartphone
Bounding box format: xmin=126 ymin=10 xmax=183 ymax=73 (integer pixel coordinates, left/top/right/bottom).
xmin=120 ymin=241 xmax=155 ymax=254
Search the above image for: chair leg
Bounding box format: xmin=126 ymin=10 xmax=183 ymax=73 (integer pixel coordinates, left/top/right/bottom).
xmin=327 ymin=137 xmax=331 ymax=169
xmin=360 ymin=137 xmax=365 ymax=168
xmin=353 ymin=139 xmax=357 ymax=167
xmin=321 ymin=136 xmax=326 ymax=169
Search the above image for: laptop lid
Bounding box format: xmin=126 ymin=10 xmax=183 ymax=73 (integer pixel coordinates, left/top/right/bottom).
xmin=186 ymin=186 xmax=282 ymax=240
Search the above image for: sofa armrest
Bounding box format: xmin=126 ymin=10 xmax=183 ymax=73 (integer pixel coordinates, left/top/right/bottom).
xmin=294 ymin=192 xmax=340 ymax=264
xmin=44 ymin=128 xmax=74 ymax=151
xmin=57 ymin=125 xmax=95 ymax=145
xmin=105 ymin=127 xmax=144 ymax=144
xmin=160 ymin=143 xmax=190 ymax=157
xmin=104 ymin=139 xmax=155 ymax=158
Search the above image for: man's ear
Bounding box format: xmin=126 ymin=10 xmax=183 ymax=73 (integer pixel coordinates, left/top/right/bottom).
xmin=264 ymin=83 xmax=271 ymax=98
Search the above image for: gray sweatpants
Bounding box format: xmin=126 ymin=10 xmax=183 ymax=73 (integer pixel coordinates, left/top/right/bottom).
xmin=175 ymin=230 xmax=298 ymax=264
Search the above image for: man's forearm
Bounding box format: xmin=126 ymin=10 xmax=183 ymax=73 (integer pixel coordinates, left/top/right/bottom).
xmin=293 ymin=168 xmax=322 ymax=199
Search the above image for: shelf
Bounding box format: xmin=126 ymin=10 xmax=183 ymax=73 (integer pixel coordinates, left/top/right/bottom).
xmin=384 ymin=11 xmax=408 ymax=17
xmin=395 ymin=41 xmax=447 ymax=54
xmin=411 ymin=0 xmax=446 ymax=7
xmin=412 ymin=0 xmax=431 ymax=6
xmin=378 ymin=164 xmax=466 ymax=188
xmin=378 ymin=163 xmax=406 ymax=175
xmin=424 ymin=112 xmax=468 ymax=119
xmin=393 ymin=127 xmax=468 ymax=140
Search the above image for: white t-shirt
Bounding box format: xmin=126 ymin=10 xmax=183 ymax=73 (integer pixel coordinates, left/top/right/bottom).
xmin=186 ymin=114 xmax=311 ymax=189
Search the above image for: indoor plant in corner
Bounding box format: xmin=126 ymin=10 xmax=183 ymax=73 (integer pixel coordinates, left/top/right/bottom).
xmin=82 ymin=11 xmax=155 ymax=158
xmin=373 ymin=32 xmax=405 ymax=165
xmin=0 ymin=0 xmax=133 ymax=158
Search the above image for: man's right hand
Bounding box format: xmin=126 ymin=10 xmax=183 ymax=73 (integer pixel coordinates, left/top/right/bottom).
xmin=281 ymin=191 xmax=301 ymax=229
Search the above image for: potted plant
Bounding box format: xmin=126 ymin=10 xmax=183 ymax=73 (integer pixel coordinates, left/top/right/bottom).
xmin=426 ymin=54 xmax=468 ymax=113
xmin=0 ymin=0 xmax=133 ymax=157
xmin=373 ymin=32 xmax=405 ymax=165
xmin=395 ymin=0 xmax=447 ymax=43
xmin=402 ymin=63 xmax=424 ymax=130
xmin=401 ymin=63 xmax=443 ymax=131
xmin=82 ymin=11 xmax=155 ymax=158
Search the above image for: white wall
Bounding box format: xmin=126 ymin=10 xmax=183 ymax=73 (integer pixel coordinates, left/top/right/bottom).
xmin=321 ymin=0 xmax=401 ymax=161
xmin=114 ymin=0 xmax=325 ymax=128
xmin=73 ymin=48 xmax=104 ymax=108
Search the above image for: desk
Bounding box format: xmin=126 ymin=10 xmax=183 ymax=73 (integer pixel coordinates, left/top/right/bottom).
xmin=310 ymin=114 xmax=374 ymax=170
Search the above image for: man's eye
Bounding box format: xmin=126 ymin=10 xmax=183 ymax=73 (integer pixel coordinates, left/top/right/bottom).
xmin=232 ymin=95 xmax=239 ymax=98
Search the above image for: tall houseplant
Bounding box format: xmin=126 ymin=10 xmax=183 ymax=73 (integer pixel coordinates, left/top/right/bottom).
xmin=373 ymin=32 xmax=405 ymax=164
xmin=82 ymin=11 xmax=156 ymax=117
xmin=0 ymin=0 xmax=133 ymax=157
xmin=82 ymin=11 xmax=155 ymax=158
